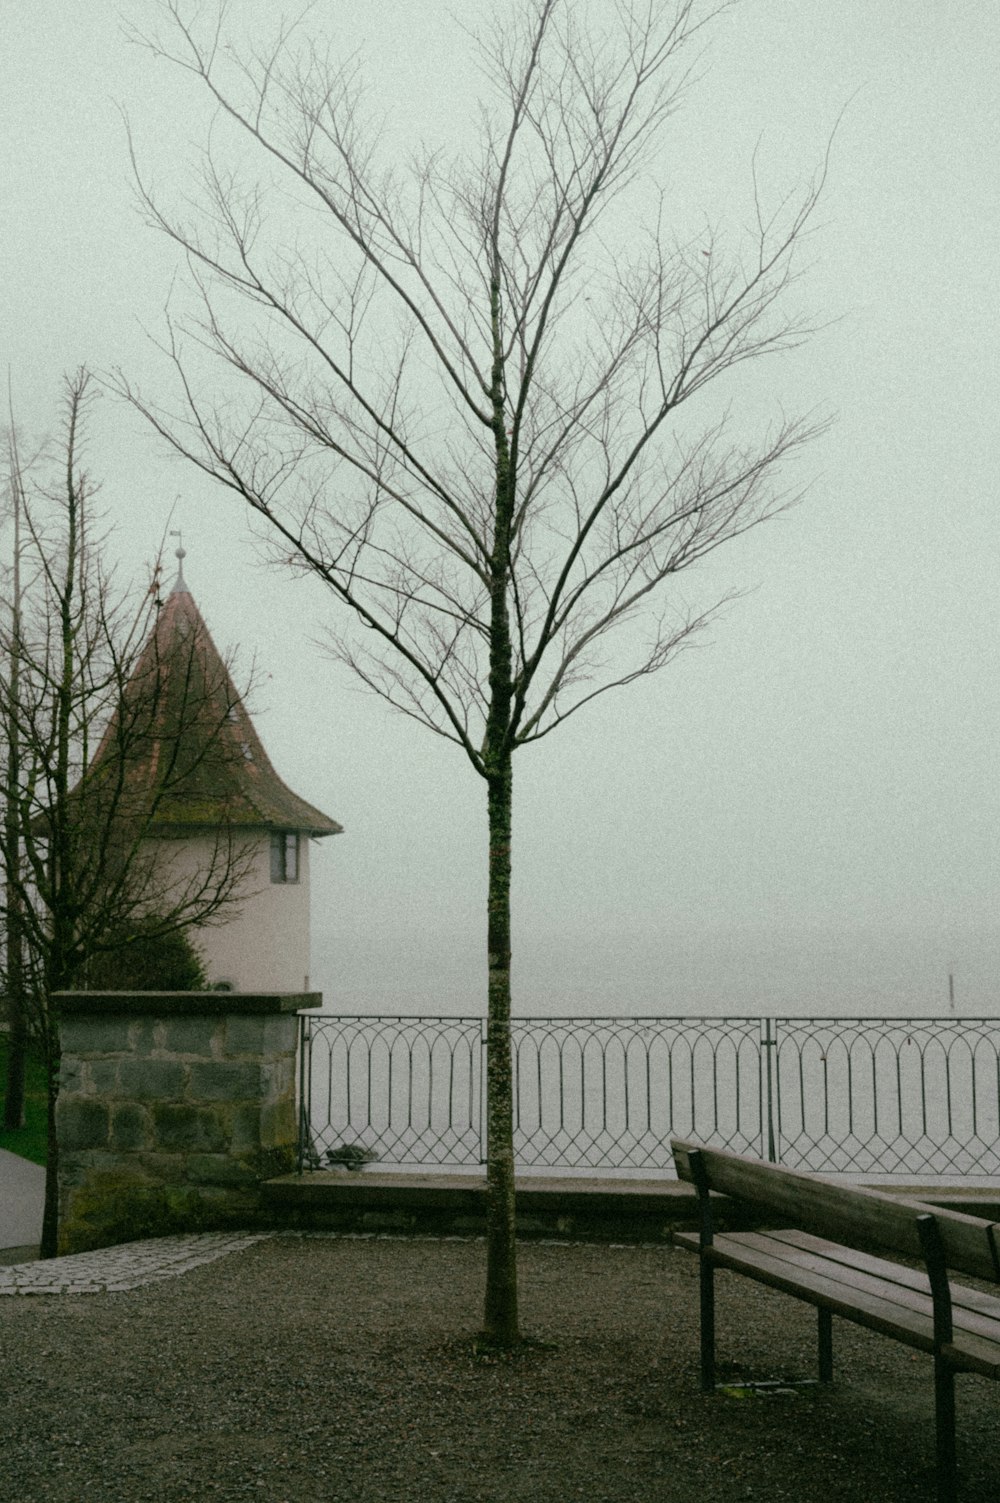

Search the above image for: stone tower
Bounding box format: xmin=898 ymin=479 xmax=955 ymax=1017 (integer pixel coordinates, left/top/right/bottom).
xmin=85 ymin=548 xmax=341 ymax=990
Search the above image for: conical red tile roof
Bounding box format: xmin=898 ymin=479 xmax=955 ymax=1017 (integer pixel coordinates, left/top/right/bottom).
xmin=86 ymin=568 xmax=342 ymax=838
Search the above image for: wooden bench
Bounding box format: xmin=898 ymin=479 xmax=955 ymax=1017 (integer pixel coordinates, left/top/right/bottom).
xmin=671 ymin=1138 xmax=1000 ymax=1502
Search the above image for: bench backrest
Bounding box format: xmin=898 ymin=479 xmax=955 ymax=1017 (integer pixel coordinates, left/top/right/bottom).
xmin=672 ymin=1139 xmax=1000 ymax=1284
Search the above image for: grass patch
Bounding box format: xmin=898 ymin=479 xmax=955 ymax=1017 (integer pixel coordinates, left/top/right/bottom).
xmin=0 ymin=1032 xmax=49 ymax=1166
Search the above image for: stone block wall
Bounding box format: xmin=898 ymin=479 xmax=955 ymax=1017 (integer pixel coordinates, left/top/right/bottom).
xmin=55 ymin=991 xmax=319 ymax=1254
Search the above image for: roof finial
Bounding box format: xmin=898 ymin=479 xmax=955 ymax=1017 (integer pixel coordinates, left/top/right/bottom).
xmin=169 ymin=529 xmax=190 ymax=594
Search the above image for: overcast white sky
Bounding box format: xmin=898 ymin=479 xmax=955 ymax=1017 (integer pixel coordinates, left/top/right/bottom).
xmin=2 ymin=1 xmax=998 ymax=1016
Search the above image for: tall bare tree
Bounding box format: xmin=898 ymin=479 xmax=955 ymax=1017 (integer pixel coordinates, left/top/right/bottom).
xmin=0 ymin=370 xmax=255 ymax=1255
xmin=2 ymin=407 xmax=28 ymax=1131
xmin=120 ymin=0 xmax=828 ymax=1342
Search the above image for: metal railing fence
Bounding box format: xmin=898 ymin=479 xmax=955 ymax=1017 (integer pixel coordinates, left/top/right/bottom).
xmin=298 ymin=1013 xmax=1000 ymax=1178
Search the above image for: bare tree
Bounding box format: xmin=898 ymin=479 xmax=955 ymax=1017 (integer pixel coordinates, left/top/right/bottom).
xmin=119 ymin=0 xmax=829 ymax=1342
xmin=2 ymin=406 xmax=28 ymax=1131
xmin=0 ymin=370 xmax=256 ymax=1256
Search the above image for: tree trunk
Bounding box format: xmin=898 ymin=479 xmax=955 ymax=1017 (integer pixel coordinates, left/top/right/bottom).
xmin=40 ymin=1049 xmax=60 ymax=1259
xmin=2 ymin=824 xmax=27 ymax=1130
xmin=479 ymin=249 xmax=520 ymax=1344
xmin=2 ymin=799 xmax=27 ymax=1131
xmin=2 ymin=531 xmax=27 ymax=1129
xmin=483 ymin=755 xmax=518 ymax=1344
xmin=2 ymin=708 xmax=27 ymax=1129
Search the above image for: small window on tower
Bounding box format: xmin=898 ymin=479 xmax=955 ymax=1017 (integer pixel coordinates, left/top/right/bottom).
xmin=270 ymin=831 xmax=300 ymax=883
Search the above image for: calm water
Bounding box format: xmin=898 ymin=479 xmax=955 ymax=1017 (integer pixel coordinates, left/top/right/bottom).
xmin=314 ymin=926 xmax=999 ymax=1020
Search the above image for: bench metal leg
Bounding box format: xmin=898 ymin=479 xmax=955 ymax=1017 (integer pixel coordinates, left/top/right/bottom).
xmin=699 ymin=1258 xmax=716 ymax=1393
xmin=934 ymin=1358 xmax=957 ymax=1503
xmin=817 ymin=1308 xmax=833 ymax=1383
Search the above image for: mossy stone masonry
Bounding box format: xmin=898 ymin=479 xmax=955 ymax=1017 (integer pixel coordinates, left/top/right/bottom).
xmin=55 ymin=992 xmax=318 ymax=1254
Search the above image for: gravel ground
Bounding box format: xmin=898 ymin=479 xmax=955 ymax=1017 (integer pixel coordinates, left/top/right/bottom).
xmin=1 ymin=1233 xmax=998 ymax=1503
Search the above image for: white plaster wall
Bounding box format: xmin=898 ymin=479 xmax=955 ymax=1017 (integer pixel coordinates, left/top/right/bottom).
xmin=147 ymin=833 xmax=313 ymax=992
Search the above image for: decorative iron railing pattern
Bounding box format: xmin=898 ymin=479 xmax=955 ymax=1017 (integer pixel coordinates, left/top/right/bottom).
xmin=300 ymin=1015 xmax=484 ymax=1170
xmin=770 ymin=1017 xmax=1000 ymax=1177
xmin=299 ymin=1014 xmax=1000 ymax=1178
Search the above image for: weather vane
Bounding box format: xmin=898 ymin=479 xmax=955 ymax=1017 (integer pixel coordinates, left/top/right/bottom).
xmin=169 ymin=527 xmax=187 ymax=590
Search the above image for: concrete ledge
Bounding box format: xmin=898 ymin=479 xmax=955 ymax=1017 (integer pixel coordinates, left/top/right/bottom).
xmin=904 ymin=1191 xmax=1000 ymax=1220
xmin=261 ymin=1171 xmax=753 ymax=1242
xmin=262 ymin=1171 xmax=1000 ymax=1244
xmin=850 ymin=1183 xmax=1000 ymax=1220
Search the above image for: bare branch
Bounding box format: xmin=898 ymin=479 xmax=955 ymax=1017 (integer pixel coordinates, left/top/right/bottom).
xmin=0 ymin=372 xmax=254 ymax=998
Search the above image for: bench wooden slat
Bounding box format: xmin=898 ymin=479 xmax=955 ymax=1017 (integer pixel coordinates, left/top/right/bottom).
xmin=675 ymin=1228 xmax=938 ymax=1352
xmin=672 ymin=1139 xmax=1000 ymax=1283
xmin=736 ymin=1231 xmax=1000 ymax=1350
xmin=771 ymin=1230 xmax=1000 ymax=1325
xmin=677 ymin=1229 xmax=1000 ymax=1381
xmin=735 ymin=1230 xmax=936 ymax=1315
xmin=940 ymin=1339 xmax=1000 ymax=1381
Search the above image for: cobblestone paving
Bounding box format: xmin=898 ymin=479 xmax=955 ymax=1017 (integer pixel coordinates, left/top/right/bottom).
xmin=0 ymin=1231 xmax=273 ymax=1295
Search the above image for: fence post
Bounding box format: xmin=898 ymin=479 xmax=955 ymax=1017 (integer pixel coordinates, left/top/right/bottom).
xmin=479 ymin=1019 xmax=488 ymax=1165
xmin=297 ymin=1013 xmax=313 ymax=1171
xmin=762 ymin=1017 xmax=778 ymax=1163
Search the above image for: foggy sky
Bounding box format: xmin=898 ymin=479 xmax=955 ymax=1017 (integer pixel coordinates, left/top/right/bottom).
xmin=2 ymin=2 xmax=997 ymax=1016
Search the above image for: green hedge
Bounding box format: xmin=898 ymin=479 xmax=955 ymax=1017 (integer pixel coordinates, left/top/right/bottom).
xmin=0 ymin=1034 xmax=49 ymax=1166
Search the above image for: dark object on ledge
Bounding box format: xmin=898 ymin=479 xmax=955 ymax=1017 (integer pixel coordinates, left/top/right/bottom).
xmin=325 ymin=1144 xmax=380 ymax=1171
